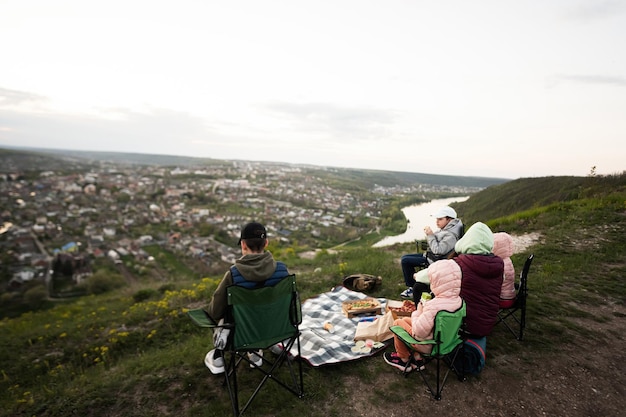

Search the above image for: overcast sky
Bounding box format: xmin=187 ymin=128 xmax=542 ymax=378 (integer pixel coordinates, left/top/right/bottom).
xmin=1 ymin=0 xmax=624 ymax=179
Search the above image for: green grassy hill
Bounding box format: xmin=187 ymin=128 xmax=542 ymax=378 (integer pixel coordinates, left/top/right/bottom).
xmin=1 ymin=173 xmax=625 ymax=417
xmin=453 ymin=174 xmax=626 ymax=226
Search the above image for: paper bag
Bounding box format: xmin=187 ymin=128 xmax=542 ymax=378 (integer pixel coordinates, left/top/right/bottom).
xmin=353 ymin=310 xmax=395 ymax=342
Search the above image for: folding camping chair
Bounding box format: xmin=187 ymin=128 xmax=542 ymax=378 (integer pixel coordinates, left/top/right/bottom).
xmin=188 ymin=274 xmax=304 ymax=416
xmin=389 ymin=302 xmax=466 ymax=400
xmin=496 ymin=253 xmax=534 ymax=341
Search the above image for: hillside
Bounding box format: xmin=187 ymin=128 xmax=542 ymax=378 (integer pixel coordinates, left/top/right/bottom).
xmin=1 ymin=172 xmax=625 ymax=417
xmin=1 ymin=146 xmax=508 ymax=188
xmin=453 ymin=173 xmax=626 ymax=225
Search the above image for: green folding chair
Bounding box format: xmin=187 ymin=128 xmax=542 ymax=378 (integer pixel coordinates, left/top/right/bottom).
xmin=389 ymin=302 xmax=466 ymax=400
xmin=188 ymin=275 xmax=304 ymax=416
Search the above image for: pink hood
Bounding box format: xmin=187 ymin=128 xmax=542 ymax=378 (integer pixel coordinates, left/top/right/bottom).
xmin=430 ymin=259 xmax=462 ymax=298
xmin=493 ymin=232 xmax=514 ymax=258
xmin=411 ymin=260 xmax=463 ymax=343
xmin=493 ymin=232 xmax=516 ymax=300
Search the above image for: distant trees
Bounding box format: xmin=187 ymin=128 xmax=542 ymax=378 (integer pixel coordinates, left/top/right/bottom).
xmin=379 ymin=202 xmax=409 ymax=235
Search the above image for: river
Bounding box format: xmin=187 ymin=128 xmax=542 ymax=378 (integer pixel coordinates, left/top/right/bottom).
xmin=372 ymin=196 xmax=470 ymax=247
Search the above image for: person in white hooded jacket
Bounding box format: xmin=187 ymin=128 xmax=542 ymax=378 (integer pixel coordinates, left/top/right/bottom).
xmin=383 ymin=259 xmax=463 ymax=372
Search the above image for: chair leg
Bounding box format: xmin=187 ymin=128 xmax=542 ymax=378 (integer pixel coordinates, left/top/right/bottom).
xmin=223 ymin=352 xmax=240 ymax=416
xmin=416 ymin=347 xmax=464 ymax=401
xmin=452 ymin=343 xmax=466 ymax=382
xmin=416 ymin=357 xmax=437 ymax=397
xmin=435 ymin=357 xmax=442 ymax=400
xmin=224 ymin=338 xmax=304 ymax=416
xmin=519 ymin=304 xmax=526 ymax=341
xmin=261 ymin=337 xmax=304 ymax=398
xmin=498 ymin=308 xmax=523 ymax=341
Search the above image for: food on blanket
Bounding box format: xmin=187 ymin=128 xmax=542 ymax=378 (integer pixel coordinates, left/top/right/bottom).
xmin=348 ymin=299 xmax=378 ymax=310
xmin=323 ymin=322 xmax=335 ymax=333
xmin=342 ymin=298 xmax=382 ymax=317
xmin=351 ymin=339 xmax=383 ymax=354
xmin=388 ymin=300 xmax=417 ymax=315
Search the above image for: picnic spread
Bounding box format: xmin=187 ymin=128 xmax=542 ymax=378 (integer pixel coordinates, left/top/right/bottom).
xmin=287 ymin=286 xmax=395 ymax=367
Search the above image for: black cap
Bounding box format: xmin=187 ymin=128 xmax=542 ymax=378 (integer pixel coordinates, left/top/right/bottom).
xmin=238 ymin=222 xmax=267 ymax=245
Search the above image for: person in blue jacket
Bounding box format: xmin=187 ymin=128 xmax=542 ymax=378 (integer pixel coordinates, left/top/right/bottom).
xmin=204 ymin=221 xmax=290 ymax=374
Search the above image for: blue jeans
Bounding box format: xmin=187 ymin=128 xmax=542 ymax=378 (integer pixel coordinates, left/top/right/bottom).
xmin=400 ymin=253 xmax=428 ymax=287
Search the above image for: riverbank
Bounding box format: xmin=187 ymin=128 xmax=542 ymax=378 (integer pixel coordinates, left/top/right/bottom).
xmin=373 ymin=196 xmax=469 ymax=247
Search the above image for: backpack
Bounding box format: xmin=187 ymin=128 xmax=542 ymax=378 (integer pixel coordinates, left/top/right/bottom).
xmin=342 ymin=274 xmax=382 ymax=292
xmin=456 ymin=336 xmax=486 ymax=375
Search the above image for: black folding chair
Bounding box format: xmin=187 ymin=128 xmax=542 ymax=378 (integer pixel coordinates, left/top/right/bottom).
xmin=496 ymin=254 xmax=534 ymax=340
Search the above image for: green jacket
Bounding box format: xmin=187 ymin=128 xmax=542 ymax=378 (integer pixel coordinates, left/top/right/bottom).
xmin=206 ymin=251 xmax=285 ymax=321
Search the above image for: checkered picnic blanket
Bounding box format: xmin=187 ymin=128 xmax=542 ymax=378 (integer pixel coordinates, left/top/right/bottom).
xmin=288 ymin=286 xmax=391 ymax=367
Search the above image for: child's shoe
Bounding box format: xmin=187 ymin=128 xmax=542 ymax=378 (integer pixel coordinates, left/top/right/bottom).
xmin=383 ymin=351 xmax=416 ymax=372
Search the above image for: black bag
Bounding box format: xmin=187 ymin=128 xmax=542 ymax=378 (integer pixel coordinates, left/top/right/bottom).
xmin=455 ymin=336 xmax=487 ymax=375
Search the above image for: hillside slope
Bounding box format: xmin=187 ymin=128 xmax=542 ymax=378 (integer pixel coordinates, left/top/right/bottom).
xmin=453 ymin=173 xmax=626 ymax=225
xmin=1 ymin=173 xmax=625 ymax=417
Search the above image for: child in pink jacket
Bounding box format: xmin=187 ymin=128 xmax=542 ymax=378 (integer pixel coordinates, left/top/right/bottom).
xmin=493 ymin=232 xmax=516 ymax=308
xmin=384 ymin=259 xmax=463 ymax=371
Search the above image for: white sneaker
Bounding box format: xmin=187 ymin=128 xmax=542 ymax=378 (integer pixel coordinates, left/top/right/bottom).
xmin=269 ymin=342 xmax=284 ymax=355
xmin=400 ymin=287 xmax=414 ymax=298
xmin=269 ymin=342 xmax=294 ymax=360
xmin=248 ymin=350 xmax=263 ymax=368
xmin=204 ymin=349 xmax=225 ymax=374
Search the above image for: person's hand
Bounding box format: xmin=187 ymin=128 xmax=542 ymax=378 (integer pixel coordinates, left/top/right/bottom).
xmin=424 ymin=226 xmax=433 ymax=235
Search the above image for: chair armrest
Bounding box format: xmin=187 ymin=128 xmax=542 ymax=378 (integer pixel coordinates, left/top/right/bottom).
xmin=187 ymin=309 xmax=218 ymax=328
xmin=390 ymin=325 xmax=436 ymax=346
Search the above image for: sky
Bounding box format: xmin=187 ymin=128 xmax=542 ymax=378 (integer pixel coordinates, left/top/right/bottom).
xmin=0 ymin=0 xmax=625 ymax=179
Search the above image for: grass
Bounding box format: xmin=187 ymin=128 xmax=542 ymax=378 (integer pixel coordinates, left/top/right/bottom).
xmin=1 ymin=174 xmax=625 ymax=416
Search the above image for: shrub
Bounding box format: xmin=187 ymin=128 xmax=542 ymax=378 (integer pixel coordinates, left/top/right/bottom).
xmin=133 ymin=288 xmax=159 ymax=302
xmin=158 ymin=283 xmax=177 ymax=293
xmin=23 ymin=285 xmax=48 ymax=309
xmin=84 ymin=270 xmax=126 ymax=294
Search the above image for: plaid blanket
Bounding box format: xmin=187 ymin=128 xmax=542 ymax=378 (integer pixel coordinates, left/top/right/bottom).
xmin=289 ymin=286 xmax=391 ymax=367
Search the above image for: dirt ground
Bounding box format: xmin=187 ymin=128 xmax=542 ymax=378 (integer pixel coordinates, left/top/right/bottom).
xmin=339 ymin=279 xmax=626 ymax=417
xmin=336 ymin=233 xmax=626 ymax=417
xmin=333 ymin=300 xmax=626 ymax=417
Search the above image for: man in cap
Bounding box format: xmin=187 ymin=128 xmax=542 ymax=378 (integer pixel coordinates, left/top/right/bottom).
xmin=399 ymin=206 xmax=464 ymax=299
xmin=204 ymin=221 xmax=290 ymax=374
